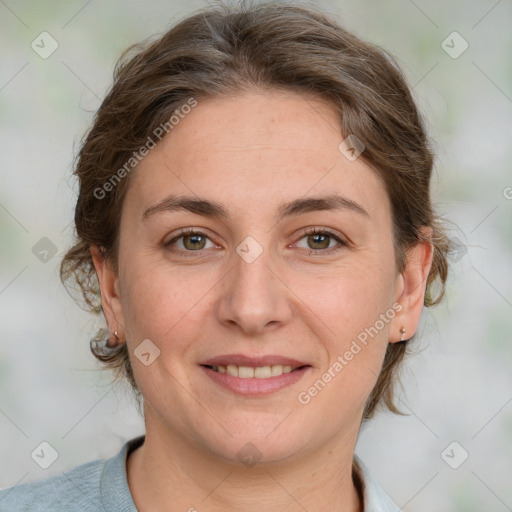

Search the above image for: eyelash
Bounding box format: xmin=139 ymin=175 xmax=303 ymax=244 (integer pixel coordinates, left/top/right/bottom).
xmin=300 ymin=227 xmax=347 ymax=255
xmin=165 ymin=227 xmax=347 ymax=257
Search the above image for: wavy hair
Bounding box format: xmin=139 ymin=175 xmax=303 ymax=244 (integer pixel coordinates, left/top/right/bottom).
xmin=60 ymin=0 xmax=454 ymax=420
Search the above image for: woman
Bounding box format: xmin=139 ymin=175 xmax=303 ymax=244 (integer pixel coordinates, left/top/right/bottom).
xmin=0 ymin=1 xmax=452 ymax=511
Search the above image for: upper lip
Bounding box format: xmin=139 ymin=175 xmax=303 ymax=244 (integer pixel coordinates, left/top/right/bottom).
xmin=200 ymin=354 xmax=310 ymax=368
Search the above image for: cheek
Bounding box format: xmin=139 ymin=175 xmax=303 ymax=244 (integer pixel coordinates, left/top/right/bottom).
xmin=294 ymin=258 xmax=394 ymax=332
xmin=297 ymin=281 xmax=392 ymax=418
xmin=119 ymin=256 xmax=217 ymax=346
xmin=118 ymin=261 xmax=210 ymax=394
xmin=292 ymin=260 xmax=395 ymax=392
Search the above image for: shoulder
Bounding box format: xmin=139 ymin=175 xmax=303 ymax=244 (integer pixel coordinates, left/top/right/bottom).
xmin=353 ymin=453 xmax=401 ymax=512
xmin=0 ymin=435 xmax=143 ymax=512
xmin=0 ymin=458 xmax=105 ymax=512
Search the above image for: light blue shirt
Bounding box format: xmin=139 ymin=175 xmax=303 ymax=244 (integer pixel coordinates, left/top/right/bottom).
xmin=0 ymin=435 xmax=401 ymax=511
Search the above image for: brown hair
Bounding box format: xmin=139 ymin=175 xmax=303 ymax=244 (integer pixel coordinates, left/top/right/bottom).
xmin=60 ymin=0 xmax=454 ymax=421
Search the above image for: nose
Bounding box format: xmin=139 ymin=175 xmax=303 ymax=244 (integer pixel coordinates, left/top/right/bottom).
xmin=215 ymin=243 xmax=293 ymax=335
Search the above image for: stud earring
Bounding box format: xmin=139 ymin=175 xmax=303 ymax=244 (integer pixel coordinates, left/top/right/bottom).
xmin=400 ymin=327 xmax=406 ymax=341
xmin=104 ymin=328 xmax=119 ymax=349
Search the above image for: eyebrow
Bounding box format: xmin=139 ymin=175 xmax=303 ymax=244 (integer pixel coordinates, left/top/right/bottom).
xmin=142 ymin=193 xmax=370 ymax=223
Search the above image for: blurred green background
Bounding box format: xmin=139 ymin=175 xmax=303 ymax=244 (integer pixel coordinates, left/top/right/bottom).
xmin=1 ymin=1 xmax=511 ymax=510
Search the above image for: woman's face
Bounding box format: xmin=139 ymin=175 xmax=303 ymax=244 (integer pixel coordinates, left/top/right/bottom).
xmin=99 ymin=89 xmax=417 ymax=464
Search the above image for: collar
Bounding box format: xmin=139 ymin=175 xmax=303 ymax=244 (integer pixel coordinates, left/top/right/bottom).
xmin=102 ymin=436 xmax=400 ymax=512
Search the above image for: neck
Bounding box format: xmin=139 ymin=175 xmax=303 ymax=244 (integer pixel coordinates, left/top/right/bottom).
xmin=127 ymin=423 xmax=363 ymax=512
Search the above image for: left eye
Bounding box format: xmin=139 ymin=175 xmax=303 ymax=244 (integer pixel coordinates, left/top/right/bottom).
xmin=295 ymin=228 xmax=346 ymax=252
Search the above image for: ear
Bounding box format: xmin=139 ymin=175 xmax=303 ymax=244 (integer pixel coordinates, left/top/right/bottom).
xmin=90 ymin=245 xmax=126 ymax=346
xmin=390 ymin=226 xmax=434 ymax=343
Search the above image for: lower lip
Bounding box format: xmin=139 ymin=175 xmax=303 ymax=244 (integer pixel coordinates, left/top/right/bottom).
xmin=200 ymin=365 xmax=311 ymax=397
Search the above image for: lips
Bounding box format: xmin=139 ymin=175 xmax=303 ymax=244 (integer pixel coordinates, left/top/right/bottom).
xmin=200 ymin=364 xmax=311 ymax=396
xmin=200 ymin=353 xmax=310 ymax=369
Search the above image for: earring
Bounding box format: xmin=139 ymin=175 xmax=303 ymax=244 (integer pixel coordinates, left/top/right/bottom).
xmin=106 ymin=328 xmax=120 ymax=348
xmin=400 ymin=327 xmax=406 ymax=341
xmin=111 ymin=329 xmax=122 ymax=346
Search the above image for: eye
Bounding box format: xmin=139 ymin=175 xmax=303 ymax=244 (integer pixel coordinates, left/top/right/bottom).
xmin=294 ymin=227 xmax=347 ymax=255
xmin=164 ymin=227 xmax=347 ymax=257
xmin=165 ymin=228 xmax=217 ymax=255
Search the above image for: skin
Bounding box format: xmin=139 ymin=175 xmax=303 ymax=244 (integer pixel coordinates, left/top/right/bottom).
xmin=91 ymin=88 xmax=433 ymax=512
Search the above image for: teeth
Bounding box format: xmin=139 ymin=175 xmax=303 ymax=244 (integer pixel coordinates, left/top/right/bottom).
xmin=214 ymin=364 xmax=296 ymax=378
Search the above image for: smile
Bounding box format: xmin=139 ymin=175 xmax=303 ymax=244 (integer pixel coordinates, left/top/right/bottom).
xmin=200 ymin=364 xmax=311 ymax=397
xmin=203 ymin=364 xmax=306 ymax=378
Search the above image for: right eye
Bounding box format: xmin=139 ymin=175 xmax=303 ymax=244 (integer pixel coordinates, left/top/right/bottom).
xmin=165 ymin=228 xmax=217 ymax=255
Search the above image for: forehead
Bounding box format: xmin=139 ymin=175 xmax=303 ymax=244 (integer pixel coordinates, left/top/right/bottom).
xmin=125 ymin=89 xmax=389 ymax=222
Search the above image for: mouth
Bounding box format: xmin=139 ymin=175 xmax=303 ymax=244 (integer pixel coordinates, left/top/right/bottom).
xmin=200 ymin=363 xmax=310 ymax=378
xmin=199 ymin=353 xmax=311 ymax=380
xmin=199 ymin=362 xmax=312 ymax=396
